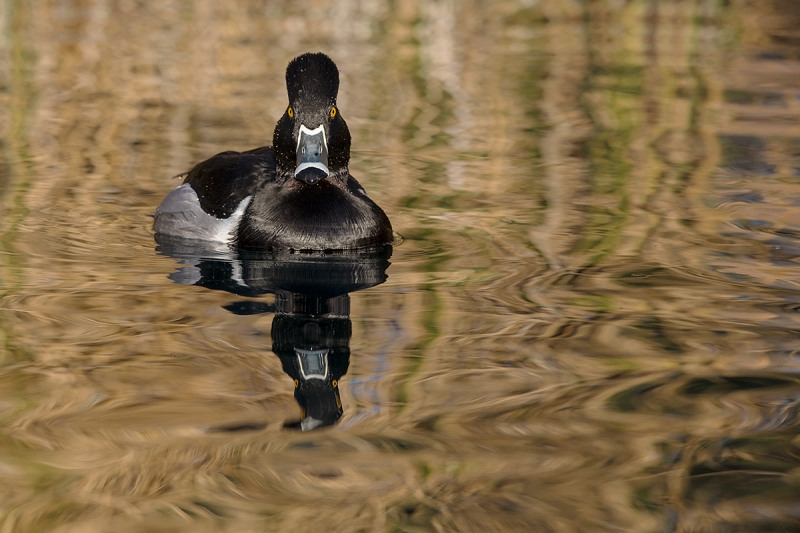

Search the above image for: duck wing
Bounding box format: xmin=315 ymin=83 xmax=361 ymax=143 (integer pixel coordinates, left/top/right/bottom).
xmin=185 ymin=146 xmax=276 ymax=218
xmin=153 ymin=147 xmax=276 ymax=242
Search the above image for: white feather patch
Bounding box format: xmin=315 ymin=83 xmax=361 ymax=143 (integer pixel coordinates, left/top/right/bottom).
xmin=154 ymin=184 xmax=252 ymax=243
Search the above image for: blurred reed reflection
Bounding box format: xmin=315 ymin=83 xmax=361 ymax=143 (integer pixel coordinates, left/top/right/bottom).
xmin=156 ymin=238 xmax=392 ymax=431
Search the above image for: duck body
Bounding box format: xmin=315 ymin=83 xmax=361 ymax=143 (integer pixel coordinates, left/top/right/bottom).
xmin=153 ymin=53 xmax=392 ymax=252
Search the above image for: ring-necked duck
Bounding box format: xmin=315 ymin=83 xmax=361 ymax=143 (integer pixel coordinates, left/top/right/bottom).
xmin=153 ymin=52 xmax=393 ymax=252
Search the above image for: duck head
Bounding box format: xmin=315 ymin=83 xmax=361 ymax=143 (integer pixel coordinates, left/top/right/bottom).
xmin=273 ymin=53 xmax=351 ymax=186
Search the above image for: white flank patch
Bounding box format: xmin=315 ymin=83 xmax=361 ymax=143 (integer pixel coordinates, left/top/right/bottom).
xmin=154 ymin=184 xmax=252 ymax=243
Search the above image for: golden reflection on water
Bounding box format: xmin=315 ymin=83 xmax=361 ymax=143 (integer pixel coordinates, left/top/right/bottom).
xmin=2 ymin=0 xmax=800 ymax=531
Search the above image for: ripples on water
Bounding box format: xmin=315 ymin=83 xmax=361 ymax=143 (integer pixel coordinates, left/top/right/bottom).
xmin=2 ymin=1 xmax=800 ymax=531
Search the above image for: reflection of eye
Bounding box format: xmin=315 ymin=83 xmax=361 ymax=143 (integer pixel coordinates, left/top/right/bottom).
xmin=330 ymin=107 xmax=336 ymax=118
xmin=288 ymin=106 xmax=294 ymax=118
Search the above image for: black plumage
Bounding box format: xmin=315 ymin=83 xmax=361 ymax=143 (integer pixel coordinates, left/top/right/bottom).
xmin=155 ymin=52 xmax=393 ymax=252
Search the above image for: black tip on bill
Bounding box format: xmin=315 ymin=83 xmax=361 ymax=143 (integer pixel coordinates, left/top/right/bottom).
xmin=296 ymin=167 xmax=328 ymax=185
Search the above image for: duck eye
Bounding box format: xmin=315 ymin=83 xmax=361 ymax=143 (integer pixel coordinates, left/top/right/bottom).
xmin=330 ymin=106 xmax=337 ymax=118
xmin=287 ymin=106 xmax=294 ymax=118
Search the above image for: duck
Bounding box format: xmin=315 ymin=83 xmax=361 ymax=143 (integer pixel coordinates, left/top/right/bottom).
xmin=153 ymin=52 xmax=393 ymax=252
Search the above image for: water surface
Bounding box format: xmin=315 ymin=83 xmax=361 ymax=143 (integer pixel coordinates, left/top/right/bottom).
xmin=2 ymin=1 xmax=800 ymax=531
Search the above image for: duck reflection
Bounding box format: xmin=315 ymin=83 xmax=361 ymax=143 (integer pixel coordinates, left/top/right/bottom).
xmin=272 ymin=306 xmax=350 ymax=430
xmin=155 ymin=235 xmax=391 ymax=430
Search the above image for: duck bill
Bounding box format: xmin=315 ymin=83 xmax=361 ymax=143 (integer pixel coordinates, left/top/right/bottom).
xmin=295 ymin=124 xmax=330 ymax=185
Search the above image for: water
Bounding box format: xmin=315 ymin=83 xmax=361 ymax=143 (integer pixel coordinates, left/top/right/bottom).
xmin=2 ymin=1 xmax=800 ymax=531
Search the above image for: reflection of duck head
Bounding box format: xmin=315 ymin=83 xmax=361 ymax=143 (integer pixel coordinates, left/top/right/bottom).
xmin=272 ymin=312 xmax=351 ymax=431
xmin=156 ymin=242 xmax=391 ymax=431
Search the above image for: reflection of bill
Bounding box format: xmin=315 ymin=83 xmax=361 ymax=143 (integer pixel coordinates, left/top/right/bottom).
xmin=155 ymin=239 xmax=391 ymax=431
xmin=296 ymin=348 xmax=328 ymax=380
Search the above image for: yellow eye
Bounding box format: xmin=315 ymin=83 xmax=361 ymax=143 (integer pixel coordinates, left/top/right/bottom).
xmin=332 ymin=379 xmax=338 ymax=387
xmin=330 ymin=106 xmax=337 ymax=118
xmin=287 ymin=106 xmax=294 ymax=118
xmin=294 ymin=379 xmax=299 ymax=388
